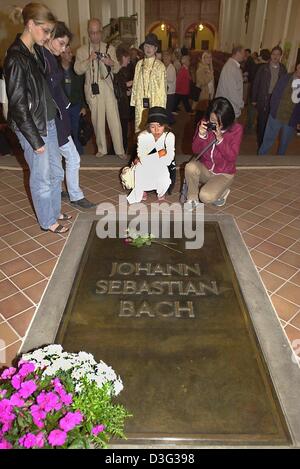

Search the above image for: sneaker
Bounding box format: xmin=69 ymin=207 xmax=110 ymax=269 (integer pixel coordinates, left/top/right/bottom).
xmin=117 ymin=154 xmax=128 ymax=160
xmin=213 ymin=189 xmax=230 ymax=207
xmin=184 ymin=200 xmax=200 ymax=211
xmin=71 ymin=198 xmax=96 ymax=209
xmin=95 ymin=152 xmax=107 ymax=158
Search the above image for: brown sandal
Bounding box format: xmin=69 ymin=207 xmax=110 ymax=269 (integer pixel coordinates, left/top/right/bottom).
xmin=58 ymin=213 xmax=72 ymax=221
xmin=42 ymin=224 xmax=69 ymax=234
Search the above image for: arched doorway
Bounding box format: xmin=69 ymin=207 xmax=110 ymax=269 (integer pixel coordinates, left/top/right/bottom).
xmin=185 ymin=22 xmax=215 ymax=51
xmin=148 ymin=21 xmax=178 ymax=51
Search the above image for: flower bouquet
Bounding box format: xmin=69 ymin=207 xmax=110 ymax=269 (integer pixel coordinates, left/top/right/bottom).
xmin=0 ymin=345 xmax=131 ymax=449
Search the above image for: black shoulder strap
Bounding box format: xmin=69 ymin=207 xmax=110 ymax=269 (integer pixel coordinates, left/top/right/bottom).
xmin=164 ymin=131 xmax=170 ymax=149
xmin=194 ymin=137 xmax=217 ymax=161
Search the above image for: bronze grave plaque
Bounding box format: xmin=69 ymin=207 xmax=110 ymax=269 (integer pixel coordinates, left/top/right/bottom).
xmin=56 ymin=222 xmax=291 ymax=446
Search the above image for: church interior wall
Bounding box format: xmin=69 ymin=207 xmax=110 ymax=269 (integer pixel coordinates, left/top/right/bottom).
xmin=1 ymin=0 xmax=300 ymax=70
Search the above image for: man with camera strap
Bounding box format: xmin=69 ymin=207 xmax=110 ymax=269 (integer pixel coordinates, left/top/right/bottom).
xmin=74 ymin=18 xmax=126 ymax=159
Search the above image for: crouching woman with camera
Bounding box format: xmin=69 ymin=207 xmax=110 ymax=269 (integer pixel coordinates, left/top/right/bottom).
xmin=185 ymin=97 xmax=243 ymax=209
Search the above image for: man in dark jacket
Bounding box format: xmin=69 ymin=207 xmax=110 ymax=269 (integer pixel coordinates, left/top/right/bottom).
xmin=258 ymin=63 xmax=300 ymax=155
xmin=252 ymin=46 xmax=286 ymax=149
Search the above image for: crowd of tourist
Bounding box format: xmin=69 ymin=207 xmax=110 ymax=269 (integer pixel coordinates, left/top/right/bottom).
xmin=1 ymin=2 xmax=300 ymax=231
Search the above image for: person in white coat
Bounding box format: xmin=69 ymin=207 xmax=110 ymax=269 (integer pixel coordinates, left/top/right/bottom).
xmin=127 ymin=107 xmax=175 ymax=204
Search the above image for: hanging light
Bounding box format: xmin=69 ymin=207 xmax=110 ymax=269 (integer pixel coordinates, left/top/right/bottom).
xmin=161 ymin=23 xmax=166 ymax=31
xmin=198 ymin=23 xmax=204 ymax=32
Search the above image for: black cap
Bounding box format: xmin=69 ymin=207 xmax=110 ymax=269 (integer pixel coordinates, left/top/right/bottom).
xmin=140 ymin=33 xmax=160 ymax=50
xmin=147 ymin=107 xmax=168 ymax=125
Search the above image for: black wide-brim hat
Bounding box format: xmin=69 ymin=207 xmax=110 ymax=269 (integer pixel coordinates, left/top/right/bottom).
xmin=147 ymin=107 xmax=168 ymax=125
xmin=139 ymin=33 xmax=160 ymax=50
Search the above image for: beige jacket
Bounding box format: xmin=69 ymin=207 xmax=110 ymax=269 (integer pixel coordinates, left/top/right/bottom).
xmin=74 ymin=42 xmax=120 ymax=101
xmin=196 ymin=63 xmax=215 ymax=101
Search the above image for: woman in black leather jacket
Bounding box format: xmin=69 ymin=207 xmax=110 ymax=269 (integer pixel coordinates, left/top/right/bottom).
xmin=4 ymin=3 xmax=70 ymax=234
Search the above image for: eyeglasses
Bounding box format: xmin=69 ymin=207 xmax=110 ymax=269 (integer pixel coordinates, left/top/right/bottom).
xmin=34 ymin=23 xmax=53 ymax=35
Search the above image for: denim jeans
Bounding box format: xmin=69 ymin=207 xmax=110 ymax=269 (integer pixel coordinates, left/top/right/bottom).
xmin=59 ymin=136 xmax=84 ymax=202
xmin=258 ymin=114 xmax=295 ymax=155
xmin=68 ymin=104 xmax=83 ymax=155
xmin=16 ymin=120 xmax=64 ymax=230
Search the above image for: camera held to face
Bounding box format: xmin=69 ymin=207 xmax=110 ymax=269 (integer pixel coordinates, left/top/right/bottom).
xmin=206 ymin=122 xmax=217 ymax=132
xmin=95 ymin=52 xmax=107 ymax=60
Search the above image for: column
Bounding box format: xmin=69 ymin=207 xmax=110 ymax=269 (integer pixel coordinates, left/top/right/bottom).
xmin=250 ymin=0 xmax=268 ymax=52
xmin=111 ymin=0 xmax=125 ymax=18
xmin=135 ymin=0 xmax=145 ymax=45
xmin=125 ymin=0 xmax=134 ymax=16
xmin=78 ymin=0 xmax=90 ymax=45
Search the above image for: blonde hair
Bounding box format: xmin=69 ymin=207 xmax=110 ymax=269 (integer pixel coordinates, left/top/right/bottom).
xmin=9 ymin=3 xmax=56 ymax=26
xmin=202 ymin=51 xmax=212 ymax=64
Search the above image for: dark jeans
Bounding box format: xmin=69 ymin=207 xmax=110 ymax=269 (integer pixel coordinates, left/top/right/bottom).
xmin=174 ymin=94 xmax=192 ymax=113
xmin=256 ymin=96 xmax=271 ymax=148
xmin=68 ymin=103 xmax=83 ymax=155
xmin=166 ymin=94 xmax=175 ymax=125
xmin=258 ymin=115 xmax=295 ymax=156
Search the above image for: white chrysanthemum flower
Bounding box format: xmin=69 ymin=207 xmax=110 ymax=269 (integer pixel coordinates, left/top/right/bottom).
xmin=43 ymin=344 xmax=63 ymax=355
xmin=56 ymin=358 xmax=73 ymax=371
xmin=94 ymin=375 xmax=107 ymax=388
xmin=43 ymin=366 xmax=56 ymax=376
xmin=75 ymin=383 xmax=83 ymax=393
xmin=78 ymin=352 xmax=96 ymax=364
xmin=71 ymin=371 xmax=81 ymax=381
xmin=113 ymin=379 xmax=124 ymax=396
xmin=35 ymin=359 xmax=51 ymax=369
xmin=22 ymin=350 xmax=45 ymax=362
xmin=22 ymin=346 xmax=124 ymax=395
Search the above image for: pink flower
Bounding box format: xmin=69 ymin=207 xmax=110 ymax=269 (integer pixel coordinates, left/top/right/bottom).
xmin=36 ymin=392 xmax=61 ymax=412
xmin=11 ymin=374 xmax=22 ymax=390
xmin=2 ymin=422 xmax=13 ymax=433
xmin=35 ymin=432 xmax=44 ymax=448
xmin=9 ymin=393 xmax=25 ymax=408
xmin=48 ymin=429 xmax=67 ymax=447
xmin=19 ymin=380 xmax=37 ymax=399
xmin=52 ymin=378 xmax=62 ymax=388
xmin=0 ymin=438 xmax=12 ymax=449
xmin=92 ymin=424 xmax=105 ymax=436
xmin=0 ymin=400 xmax=15 ymax=427
xmin=59 ymin=411 xmax=83 ymax=432
xmin=30 ymin=405 xmax=46 ymax=429
xmin=18 ymin=362 xmax=35 ymax=378
xmin=0 ymin=390 xmax=7 ymax=398
xmin=59 ymin=390 xmax=73 ymax=406
xmin=19 ymin=433 xmax=37 ymax=449
xmin=0 ymin=367 xmax=16 ymax=380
